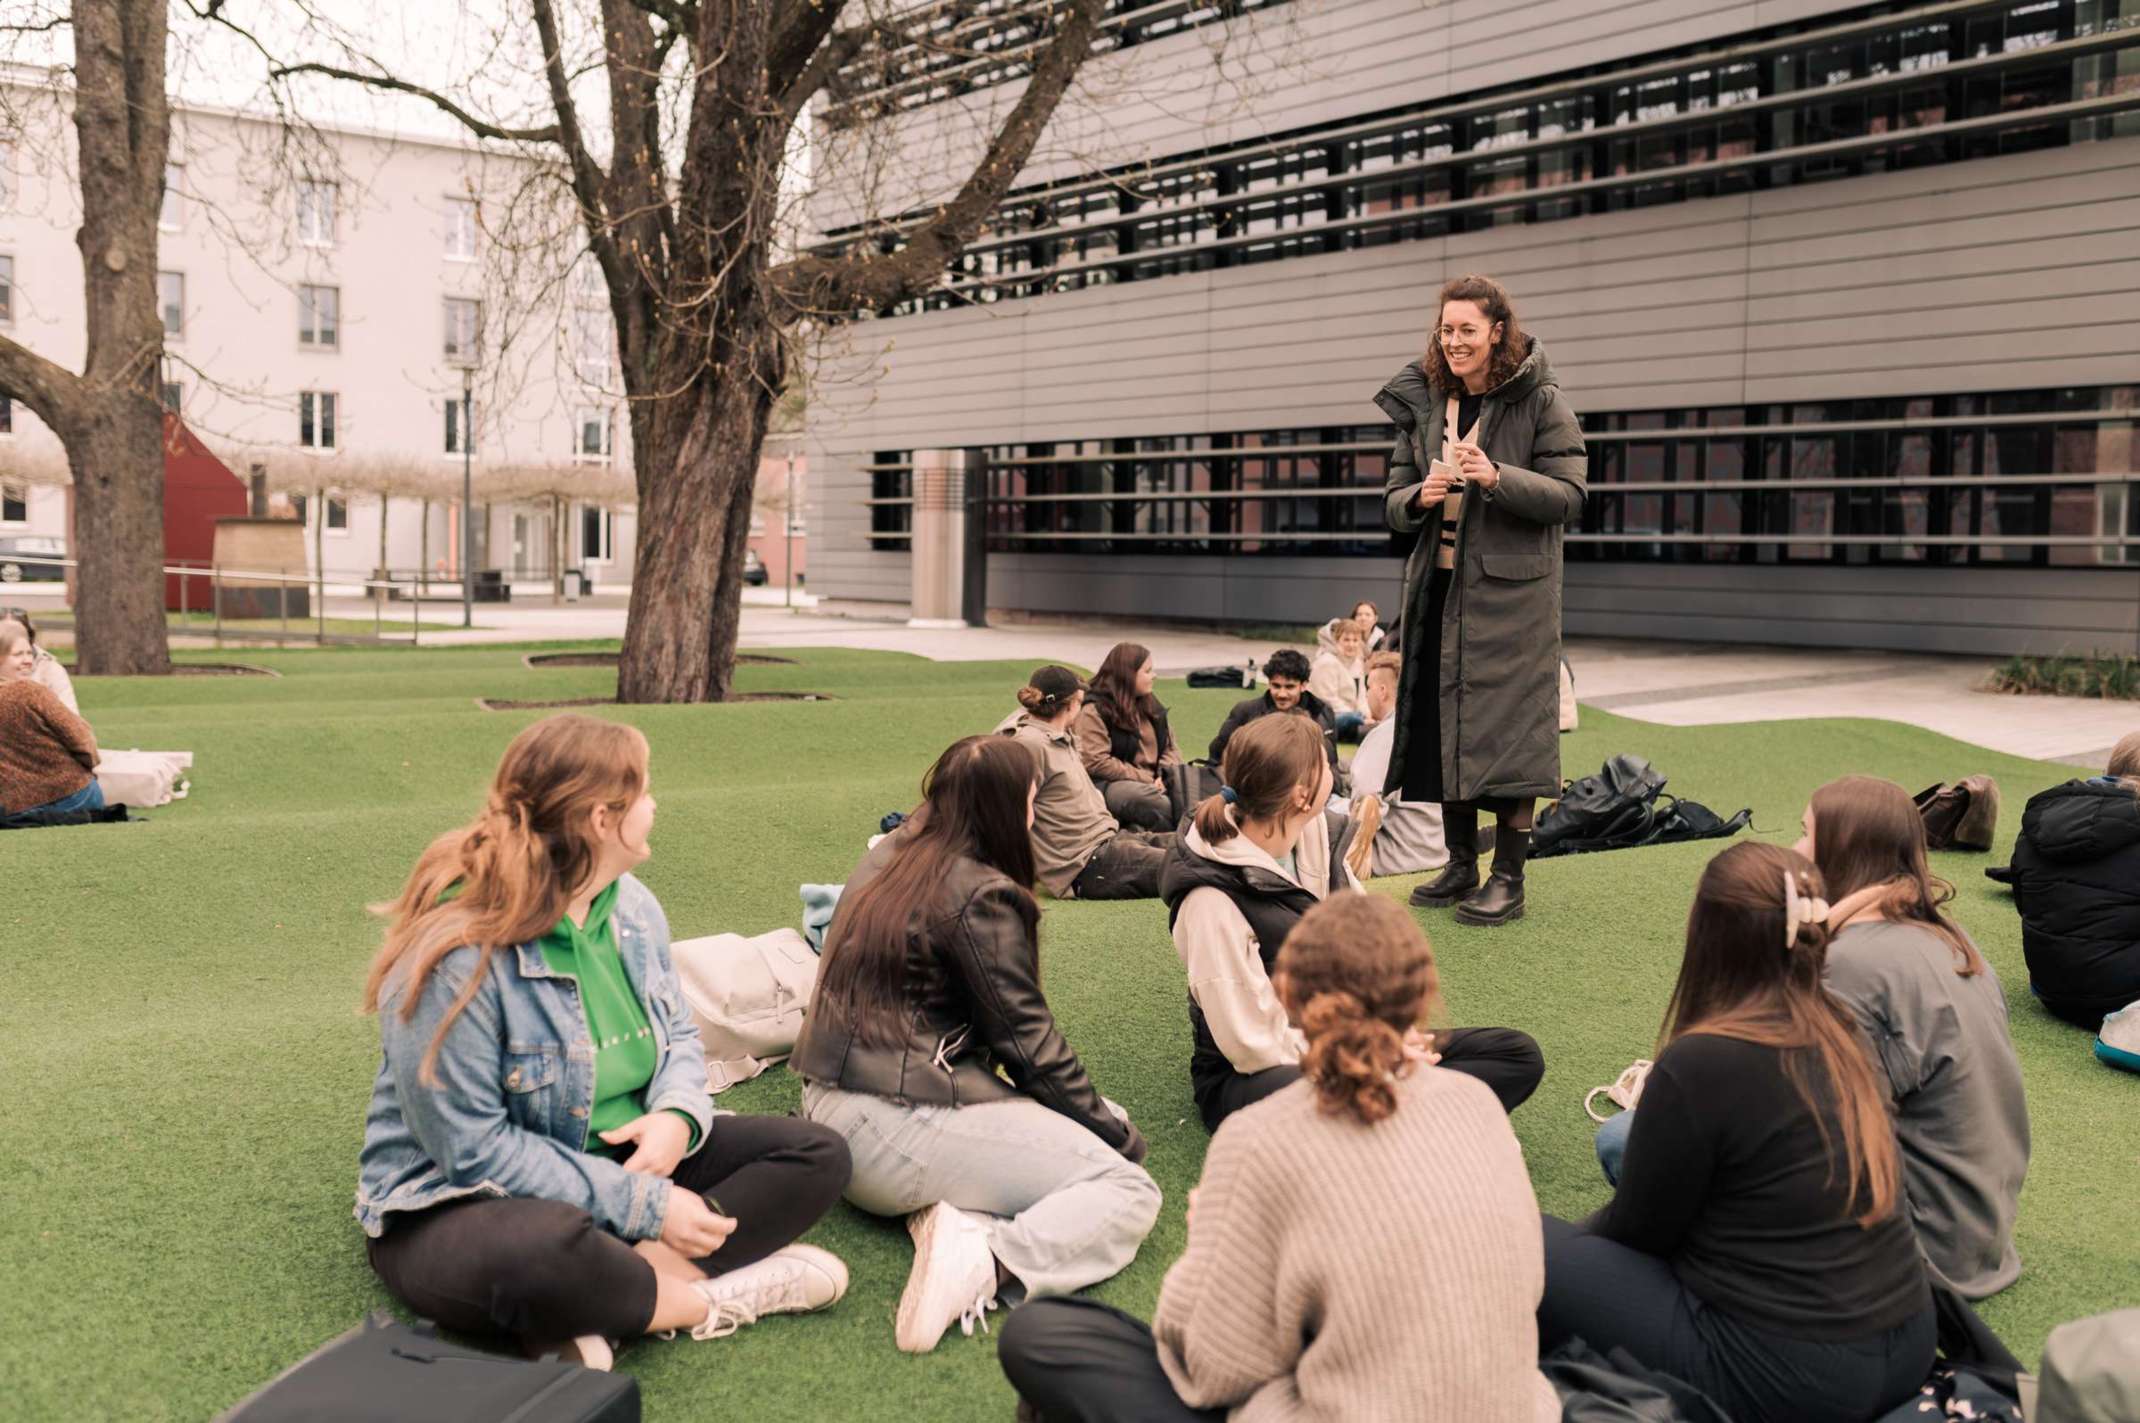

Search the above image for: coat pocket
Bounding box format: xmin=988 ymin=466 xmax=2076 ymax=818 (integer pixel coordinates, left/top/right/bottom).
xmin=501 ymin=1048 xmax=562 ymax=1131
xmin=1480 ymin=553 xmax=1555 ymax=582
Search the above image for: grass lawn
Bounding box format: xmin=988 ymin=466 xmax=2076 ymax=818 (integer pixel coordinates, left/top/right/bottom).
xmin=5 ymin=644 xmax=2133 ymax=1421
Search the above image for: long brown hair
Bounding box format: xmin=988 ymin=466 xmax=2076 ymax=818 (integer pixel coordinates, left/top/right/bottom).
xmin=814 ymin=736 xmax=1041 ymax=1045
xmin=1422 ymin=273 xmax=1527 ymax=396
xmin=2109 ymin=731 xmax=2140 ymax=791
xmin=365 ymin=715 xmax=650 ymax=1084
xmin=1809 ymin=776 xmax=1984 ymax=975
xmin=1089 ymin=641 xmax=1160 ymax=737
xmin=1665 ymin=841 xmax=1902 ymax=1228
xmin=1277 ymin=892 xmax=1441 ymax=1125
xmin=1193 ymin=712 xmax=1327 ymax=846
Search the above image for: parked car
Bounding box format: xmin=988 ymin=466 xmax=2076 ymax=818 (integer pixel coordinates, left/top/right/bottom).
xmin=743 ymin=548 xmax=768 ymax=586
xmin=0 ymin=535 xmax=67 ymax=583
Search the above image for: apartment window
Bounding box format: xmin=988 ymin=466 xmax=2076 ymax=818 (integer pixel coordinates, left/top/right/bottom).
xmin=161 ymin=163 xmax=184 ymax=230
xmin=0 ymin=142 xmax=15 ymax=211
xmin=299 ymin=391 xmax=338 ymax=450
xmin=158 ymin=271 xmax=184 ymax=337
xmin=445 ymin=197 xmax=477 ymax=261
xmin=571 ymin=256 xmax=606 ymax=302
xmin=444 ymin=397 xmax=473 ymax=455
xmin=443 ymin=297 xmax=480 ymax=364
xmin=571 ymin=306 xmax=611 ymax=383
xmin=573 ymin=406 xmax=612 ymax=461
xmin=297 ymin=180 xmax=337 ymax=247
xmin=2 ymin=483 xmax=26 ymax=523
xmin=298 ymin=284 xmax=339 ymax=348
xmin=581 ymin=505 xmax=614 ymax=562
xmin=0 ymin=254 xmax=13 ymax=323
xmin=160 ymin=381 xmax=182 ymax=413
xmin=325 ymin=496 xmax=349 ymax=532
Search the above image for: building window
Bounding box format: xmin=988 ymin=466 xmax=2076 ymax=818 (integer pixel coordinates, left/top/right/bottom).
xmin=161 ymin=163 xmax=184 ymax=230
xmin=445 ymin=197 xmax=477 ymax=261
xmin=299 ymin=391 xmax=338 ymax=450
xmin=0 ymin=394 xmax=11 ymax=434
xmin=325 ymin=496 xmax=348 ymax=532
xmin=571 ymin=256 xmax=605 ymax=302
xmin=297 ymin=180 xmax=337 ymax=247
xmin=158 ymin=271 xmax=184 ymax=337
xmin=570 ymin=307 xmax=612 ymax=384
xmin=2 ymin=483 xmax=26 ymax=523
xmin=298 ymin=284 xmax=339 ymax=348
xmin=444 ymin=397 xmax=473 ymax=455
xmin=443 ymin=297 xmax=480 ymax=365
xmin=160 ymin=380 xmax=182 ymax=413
xmin=0 ymin=142 xmax=15 ymax=211
xmin=288 ymin=491 xmax=307 ymax=523
xmin=581 ymin=504 xmax=614 ymax=562
xmin=0 ymin=254 xmax=13 ymax=323
xmin=574 ymin=406 xmax=612 ymax=461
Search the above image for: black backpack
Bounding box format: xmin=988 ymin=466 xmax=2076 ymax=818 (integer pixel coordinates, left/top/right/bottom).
xmin=1533 ymin=755 xmax=1750 ymax=860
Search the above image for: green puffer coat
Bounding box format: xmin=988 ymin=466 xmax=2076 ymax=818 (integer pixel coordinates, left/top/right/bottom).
xmin=1373 ymin=336 xmax=1587 ymax=802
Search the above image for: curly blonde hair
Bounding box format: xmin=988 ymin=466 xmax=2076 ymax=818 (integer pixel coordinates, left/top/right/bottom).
xmin=1276 ymin=892 xmax=1441 ymax=1125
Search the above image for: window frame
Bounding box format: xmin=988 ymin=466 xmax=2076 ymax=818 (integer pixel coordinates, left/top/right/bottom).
xmin=0 ymin=253 xmax=14 ymax=325
xmin=573 ymin=405 xmax=613 ymax=463
xmin=158 ymin=270 xmax=185 ymax=338
xmin=443 ymin=297 xmax=481 ymax=366
xmin=443 ymin=395 xmax=475 ymax=457
xmin=1 ymin=481 xmax=27 ymax=525
xmin=298 ymin=283 xmax=340 ymax=349
xmin=444 ymin=196 xmax=478 ymax=262
xmin=160 ymin=163 xmax=184 ymax=231
xmin=299 ymin=390 xmax=340 ymax=451
xmin=297 ymin=179 xmax=338 ymax=248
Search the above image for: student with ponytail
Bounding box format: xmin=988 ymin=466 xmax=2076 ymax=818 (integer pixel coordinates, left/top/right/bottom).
xmin=1001 ymin=893 xmax=1562 ymax=1423
xmin=1540 ymin=841 xmax=1936 ymax=1423
xmin=1159 ymin=712 xmax=1541 ymax=1130
xmin=355 ymin=715 xmax=853 ymax=1371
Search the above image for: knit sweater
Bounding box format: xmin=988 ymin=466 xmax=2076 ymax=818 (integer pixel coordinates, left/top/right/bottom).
xmin=1153 ymin=1070 xmax=1560 ymax=1423
xmin=0 ymin=679 xmax=97 ymax=814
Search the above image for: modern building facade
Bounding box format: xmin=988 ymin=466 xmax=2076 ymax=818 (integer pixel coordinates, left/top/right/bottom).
xmin=803 ymin=0 xmax=2140 ymax=655
xmin=0 ymin=85 xmax=640 ymax=590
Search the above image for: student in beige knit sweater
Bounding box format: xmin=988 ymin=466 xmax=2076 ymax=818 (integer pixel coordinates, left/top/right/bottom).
xmin=1000 ymin=892 xmax=1562 ymax=1423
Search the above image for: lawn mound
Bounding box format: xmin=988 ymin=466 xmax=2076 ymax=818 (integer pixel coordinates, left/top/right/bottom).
xmin=477 ymin=691 xmax=834 ymax=710
xmin=521 ymin=651 xmax=794 ymax=669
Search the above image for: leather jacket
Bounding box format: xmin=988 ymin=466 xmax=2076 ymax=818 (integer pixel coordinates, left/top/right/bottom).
xmin=792 ymin=834 xmax=1143 ymax=1160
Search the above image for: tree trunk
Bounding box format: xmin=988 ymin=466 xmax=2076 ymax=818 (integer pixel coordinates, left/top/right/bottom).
xmin=64 ymin=398 xmax=169 ymax=675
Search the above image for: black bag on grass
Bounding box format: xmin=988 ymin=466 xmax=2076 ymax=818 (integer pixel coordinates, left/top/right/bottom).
xmin=1532 ymin=755 xmax=1750 ymax=860
xmin=1185 ymin=665 xmax=1252 ymax=689
xmin=220 ymin=1313 xmax=638 ymax=1423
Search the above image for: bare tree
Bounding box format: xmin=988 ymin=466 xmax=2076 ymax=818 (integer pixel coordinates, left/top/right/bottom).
xmin=247 ymin=0 xmax=1113 ymax=702
xmin=0 ymin=2 xmax=171 ymax=675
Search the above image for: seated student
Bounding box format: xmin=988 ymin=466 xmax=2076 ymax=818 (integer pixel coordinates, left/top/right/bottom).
xmin=0 ymin=608 xmax=77 ymax=713
xmin=1206 ymin=648 xmax=1341 ymax=774
xmin=1074 ymin=641 xmax=1183 ymax=833
xmin=356 ymin=715 xmax=852 ymax=1372
xmin=0 ymin=622 xmax=103 ymax=817
xmin=1004 ymin=665 xmax=1177 ymax=900
xmin=1351 ymin=598 xmax=1388 ymax=653
xmin=1349 ymin=650 xmax=1447 ymax=876
xmin=1310 ymin=616 xmax=1371 ymax=743
xmin=1001 ymin=892 xmax=1561 ymax=1423
xmin=796 ymin=735 xmax=1159 ymax=1354
xmin=2001 ymin=731 xmax=2140 ymax=1028
xmin=1541 ymin=841 xmax=1936 ymax=1423
xmin=1160 ymin=712 xmax=1542 ymax=1130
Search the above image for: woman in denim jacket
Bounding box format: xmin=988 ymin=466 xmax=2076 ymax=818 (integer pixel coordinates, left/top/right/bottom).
xmin=355 ymin=714 xmax=852 ymax=1370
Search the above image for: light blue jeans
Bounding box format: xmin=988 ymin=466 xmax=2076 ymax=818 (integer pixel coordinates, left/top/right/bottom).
xmin=32 ymin=779 xmax=105 ymax=815
xmin=1596 ymin=1109 xmax=1635 ymax=1186
xmin=801 ymin=1082 xmax=1161 ymax=1300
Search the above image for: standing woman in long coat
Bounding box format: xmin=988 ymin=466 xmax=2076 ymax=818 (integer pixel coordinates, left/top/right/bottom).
xmin=1373 ymin=274 xmax=1586 ymax=926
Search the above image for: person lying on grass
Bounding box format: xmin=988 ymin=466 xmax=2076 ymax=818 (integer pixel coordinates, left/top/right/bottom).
xmin=354 ymin=713 xmax=853 ymax=1373
xmin=1001 ymin=892 xmax=1561 ymax=1423
xmin=794 ymin=734 xmax=1159 ymax=1354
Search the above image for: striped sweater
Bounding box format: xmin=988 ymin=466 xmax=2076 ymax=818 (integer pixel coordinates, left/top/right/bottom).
xmin=1154 ymin=1068 xmax=1560 ymax=1423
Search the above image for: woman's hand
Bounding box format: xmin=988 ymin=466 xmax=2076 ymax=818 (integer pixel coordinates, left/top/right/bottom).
xmin=600 ymin=1110 xmax=693 ymax=1177
xmin=1417 ymin=464 xmax=1461 ymax=509
xmin=1402 ymin=1026 xmax=1442 ymax=1068
xmin=1450 ymin=441 xmax=1498 ymax=489
xmin=659 ymin=1188 xmax=737 ymax=1257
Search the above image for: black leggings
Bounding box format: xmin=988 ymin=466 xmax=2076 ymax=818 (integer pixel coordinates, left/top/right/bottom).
xmin=1000 ymin=1296 xmax=1219 ymax=1423
xmin=1538 ymin=1215 xmax=1936 ymax=1423
xmin=366 ymin=1115 xmax=850 ymax=1348
xmin=1197 ymin=1025 xmax=1544 ymax=1131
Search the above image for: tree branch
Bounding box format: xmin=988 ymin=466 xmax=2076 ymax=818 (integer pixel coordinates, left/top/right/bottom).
xmin=768 ymin=0 xmax=1109 ymax=319
xmin=624 ymin=0 xmax=697 ymax=31
xmin=530 ymin=0 xmax=622 ymax=277
xmin=0 ymin=331 xmax=84 ymax=429
xmin=267 ymin=62 xmax=563 ymax=143
xmin=768 ymin=0 xmax=848 ymax=101
xmin=777 ymin=15 xmax=875 ymax=131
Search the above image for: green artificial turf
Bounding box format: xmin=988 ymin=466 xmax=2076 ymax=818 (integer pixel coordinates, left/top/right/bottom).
xmin=3 ymin=644 xmax=2133 ymax=1421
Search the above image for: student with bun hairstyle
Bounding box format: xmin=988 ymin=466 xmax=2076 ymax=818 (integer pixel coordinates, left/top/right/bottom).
xmin=1001 ymin=892 xmax=1561 ymax=1423
xmin=1003 ymin=665 xmax=1177 ymax=899
xmin=1074 ymin=641 xmax=1183 ymax=832
xmin=1541 ymin=841 xmax=1935 ymax=1423
xmin=1159 ymin=713 xmax=1541 ymax=1130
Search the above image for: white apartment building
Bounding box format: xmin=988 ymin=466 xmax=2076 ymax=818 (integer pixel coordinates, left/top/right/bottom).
xmin=0 ymin=84 xmax=639 ymax=590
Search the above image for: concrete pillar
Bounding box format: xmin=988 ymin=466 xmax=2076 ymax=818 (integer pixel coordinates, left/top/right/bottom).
xmin=909 ymin=449 xmax=986 ymax=628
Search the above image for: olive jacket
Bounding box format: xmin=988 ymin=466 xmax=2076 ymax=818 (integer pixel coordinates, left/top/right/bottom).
xmin=1373 ymin=337 xmax=1586 ymax=801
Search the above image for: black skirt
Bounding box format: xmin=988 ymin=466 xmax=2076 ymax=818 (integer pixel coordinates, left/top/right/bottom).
xmin=1402 ymin=565 xmax=1454 ymax=804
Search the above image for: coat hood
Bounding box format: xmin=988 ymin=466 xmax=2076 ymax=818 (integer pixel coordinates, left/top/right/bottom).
xmin=1372 ymin=334 xmax=1557 ymax=431
xmin=1316 ymin=619 xmax=1363 ymax=658
xmin=2023 ymin=779 xmax=2140 ymax=864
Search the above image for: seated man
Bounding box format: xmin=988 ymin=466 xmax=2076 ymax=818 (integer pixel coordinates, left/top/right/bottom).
xmin=1003 ymin=666 xmax=1177 ymax=900
xmin=1349 ymin=651 xmax=1447 ymax=876
xmin=1207 ymin=649 xmax=1341 ymax=775
xmin=2000 ymin=730 xmax=2140 ymax=1028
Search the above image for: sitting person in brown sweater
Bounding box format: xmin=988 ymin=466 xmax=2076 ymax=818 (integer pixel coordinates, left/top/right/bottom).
xmin=1073 ymin=641 xmax=1183 ymax=833
xmin=0 ymin=620 xmax=104 ymax=817
xmin=1001 ymin=891 xmax=1562 ymax=1423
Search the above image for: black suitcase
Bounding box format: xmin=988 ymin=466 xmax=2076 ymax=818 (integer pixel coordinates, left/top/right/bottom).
xmin=221 ymin=1313 xmax=639 ymax=1422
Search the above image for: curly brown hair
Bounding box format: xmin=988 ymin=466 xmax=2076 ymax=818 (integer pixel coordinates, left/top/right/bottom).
xmin=1276 ymin=892 xmax=1441 ymax=1126
xmin=1422 ymin=274 xmax=1527 ymax=396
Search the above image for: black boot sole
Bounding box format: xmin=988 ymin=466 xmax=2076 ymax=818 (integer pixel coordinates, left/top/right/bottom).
xmin=1409 ymin=873 xmax=1479 ymax=909
xmin=1453 ymin=894 xmax=1526 ymax=927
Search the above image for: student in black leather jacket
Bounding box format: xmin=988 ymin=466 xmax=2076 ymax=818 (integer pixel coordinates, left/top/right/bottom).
xmin=794 ymin=735 xmax=1159 ymax=1355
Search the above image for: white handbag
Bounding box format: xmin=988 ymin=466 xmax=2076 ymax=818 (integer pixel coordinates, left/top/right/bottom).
xmin=1583 ymin=1058 xmax=1653 ymax=1124
xmin=668 ymin=928 xmax=820 ymax=1093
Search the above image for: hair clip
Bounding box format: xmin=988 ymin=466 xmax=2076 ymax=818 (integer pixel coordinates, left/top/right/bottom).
xmin=1220 ymin=785 xmax=1239 ymax=804
xmin=1783 ymin=870 xmax=1830 ymax=948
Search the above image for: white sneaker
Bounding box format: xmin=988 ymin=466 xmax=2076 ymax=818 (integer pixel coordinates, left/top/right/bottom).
xmin=687 ymin=1243 xmax=850 ymax=1340
xmin=895 ymin=1202 xmax=999 ymax=1354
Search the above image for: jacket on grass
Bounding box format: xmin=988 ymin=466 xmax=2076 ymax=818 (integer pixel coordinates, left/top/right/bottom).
xmin=2003 ymin=777 xmax=2140 ymax=1027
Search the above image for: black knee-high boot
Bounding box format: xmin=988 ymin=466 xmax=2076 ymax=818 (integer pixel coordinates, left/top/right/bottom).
xmin=1409 ymin=803 xmax=1480 ymax=907
xmin=1456 ymin=821 xmax=1529 ymax=926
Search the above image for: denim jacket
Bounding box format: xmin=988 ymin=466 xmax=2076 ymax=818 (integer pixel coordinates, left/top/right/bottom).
xmin=354 ymin=873 xmax=718 ymax=1241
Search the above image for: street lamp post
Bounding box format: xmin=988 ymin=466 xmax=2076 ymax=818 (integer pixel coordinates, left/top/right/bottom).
xmin=460 ymin=366 xmax=474 ymax=630
xmin=784 ymin=449 xmax=797 ymax=609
